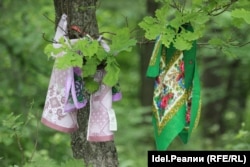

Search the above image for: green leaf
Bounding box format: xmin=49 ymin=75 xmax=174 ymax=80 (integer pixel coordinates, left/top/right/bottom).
xmin=110 ymin=28 xmax=137 ymax=55
xmin=181 ymin=30 xmax=200 ymax=41
xmin=161 ymin=28 xmax=175 ymax=47
xmin=44 ymin=44 xmax=54 ymax=56
xmin=191 ymin=12 xmax=210 ymax=25
xmin=231 ymin=8 xmax=250 ymax=24
xmin=55 ymin=53 xmax=73 ymax=69
xmin=84 ymin=76 xmax=99 ymax=93
xmin=139 ymin=16 xmax=164 ymax=40
xmin=82 ymin=57 xmax=98 ymax=77
xmin=103 ymin=57 xmax=120 ymax=87
xmin=173 ymin=35 xmax=192 ymax=50
xmin=155 ymin=5 xmax=168 ymax=25
xmin=70 ymin=53 xmax=83 ymax=68
xmin=96 ymin=47 xmax=108 ymax=61
xmin=44 ymin=44 xmax=64 ymax=58
xmin=169 ymin=12 xmax=183 ymax=29
xmin=74 ymin=39 xmax=99 ymax=57
xmin=58 ymin=36 xmax=65 ymax=44
xmin=139 ymin=4 xmax=170 ymax=40
xmin=208 ymin=38 xmax=225 ymax=46
xmin=2 ymin=113 xmax=23 ymax=131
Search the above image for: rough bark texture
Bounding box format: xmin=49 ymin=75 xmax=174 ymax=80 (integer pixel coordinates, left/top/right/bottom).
xmin=53 ymin=1 xmax=119 ymax=166
xmin=54 ymin=0 xmax=99 ymax=37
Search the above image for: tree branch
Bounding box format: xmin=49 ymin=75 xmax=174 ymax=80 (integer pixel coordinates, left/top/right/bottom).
xmin=208 ymin=0 xmax=239 ymax=16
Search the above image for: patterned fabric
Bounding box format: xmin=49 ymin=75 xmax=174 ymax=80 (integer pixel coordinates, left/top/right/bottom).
xmin=41 ymin=14 xmax=87 ymax=133
xmin=41 ymin=65 xmax=83 ymax=132
xmin=41 ymin=54 xmax=88 ymax=132
xmin=41 ymin=14 xmax=121 ymax=141
xmin=146 ymin=25 xmax=201 ymax=150
xmin=87 ymin=70 xmax=116 ymax=142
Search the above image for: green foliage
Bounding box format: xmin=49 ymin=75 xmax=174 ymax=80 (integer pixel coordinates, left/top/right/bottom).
xmin=0 ymin=112 xmax=23 ymax=160
xmin=44 ymin=28 xmax=137 ymax=93
xmin=139 ymin=0 xmax=250 ymax=52
xmin=1 ymin=0 xmax=250 ymax=167
xmin=1 ymin=113 xmax=23 ymax=137
xmin=103 ymin=56 xmax=120 ymax=86
xmin=139 ymin=2 xmax=209 ymax=50
xmin=231 ymin=8 xmax=250 ymax=24
xmin=60 ymin=159 xmax=86 ymax=167
xmin=110 ymin=28 xmax=137 ymax=54
xmin=23 ymin=156 xmax=85 ymax=167
xmin=24 ymin=156 xmax=58 ymax=167
xmin=84 ymin=76 xmax=99 ymax=93
xmin=0 ymin=0 xmax=145 ymax=166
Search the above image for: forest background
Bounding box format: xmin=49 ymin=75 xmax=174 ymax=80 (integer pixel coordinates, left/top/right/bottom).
xmin=0 ymin=0 xmax=250 ymax=167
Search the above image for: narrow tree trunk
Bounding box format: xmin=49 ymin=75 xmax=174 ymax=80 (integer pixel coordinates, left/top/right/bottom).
xmin=53 ymin=1 xmax=119 ymax=166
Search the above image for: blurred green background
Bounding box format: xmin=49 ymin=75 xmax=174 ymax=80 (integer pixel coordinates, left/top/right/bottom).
xmin=0 ymin=0 xmax=249 ymax=167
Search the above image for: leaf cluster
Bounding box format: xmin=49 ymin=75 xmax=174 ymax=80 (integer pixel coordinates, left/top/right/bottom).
xmin=44 ymin=28 xmax=137 ymax=93
xmin=139 ymin=3 xmax=209 ymax=50
xmin=23 ymin=156 xmax=86 ymax=167
xmin=139 ymin=0 xmax=250 ymax=51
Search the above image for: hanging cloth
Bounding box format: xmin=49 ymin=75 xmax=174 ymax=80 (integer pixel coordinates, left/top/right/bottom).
xmin=87 ymin=70 xmax=117 ymax=142
xmin=41 ymin=14 xmax=87 ymax=133
xmin=41 ymin=14 xmax=122 ymax=138
xmin=87 ymin=36 xmax=121 ymax=142
xmin=146 ymin=24 xmax=201 ymax=150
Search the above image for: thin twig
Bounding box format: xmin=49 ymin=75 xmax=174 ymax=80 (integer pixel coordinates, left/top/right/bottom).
xmin=210 ymin=4 xmax=231 ymax=16
xmin=43 ymin=13 xmax=68 ymax=38
xmin=121 ymin=14 xmax=129 ymax=28
xmin=42 ymin=33 xmax=58 ymax=43
xmin=137 ymin=38 xmax=155 ymax=45
xmin=169 ymin=0 xmax=182 ymax=13
xmin=181 ymin=0 xmax=187 ymax=14
xmin=231 ymin=41 xmax=250 ymax=47
xmin=99 ymin=31 xmax=116 ymax=36
xmin=208 ymin=0 xmax=239 ymax=16
xmin=14 ymin=129 xmax=25 ymax=165
xmin=198 ymin=41 xmax=250 ymax=47
xmin=42 ymin=13 xmax=55 ymax=24
xmin=28 ymin=110 xmax=39 ymax=163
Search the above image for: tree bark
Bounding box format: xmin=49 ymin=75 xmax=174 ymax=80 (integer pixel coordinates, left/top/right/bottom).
xmin=53 ymin=1 xmax=119 ymax=166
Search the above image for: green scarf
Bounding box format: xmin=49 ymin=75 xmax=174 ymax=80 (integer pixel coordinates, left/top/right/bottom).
xmin=146 ymin=25 xmax=201 ymax=150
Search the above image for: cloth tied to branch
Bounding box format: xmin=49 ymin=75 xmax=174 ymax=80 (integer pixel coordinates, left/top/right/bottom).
xmin=146 ymin=24 xmax=201 ymax=150
xmin=41 ymin=14 xmax=121 ymax=142
xmin=87 ymin=70 xmax=119 ymax=141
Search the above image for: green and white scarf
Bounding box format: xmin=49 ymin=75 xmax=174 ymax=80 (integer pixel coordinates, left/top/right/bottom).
xmin=146 ymin=25 xmax=201 ymax=150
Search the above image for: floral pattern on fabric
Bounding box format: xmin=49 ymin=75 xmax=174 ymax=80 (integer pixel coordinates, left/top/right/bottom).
xmin=67 ymin=67 xmax=86 ymax=105
xmin=41 ymin=67 xmax=79 ymax=132
xmin=153 ymin=51 xmax=188 ymax=133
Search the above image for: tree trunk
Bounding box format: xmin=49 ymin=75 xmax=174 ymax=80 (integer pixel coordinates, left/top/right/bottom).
xmin=53 ymin=1 xmax=119 ymax=166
